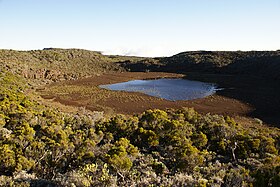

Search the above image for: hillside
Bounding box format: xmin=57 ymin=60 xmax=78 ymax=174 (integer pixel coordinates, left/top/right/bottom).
xmin=119 ymin=50 xmax=280 ymax=80
xmin=0 ymin=71 xmax=279 ymax=186
xmin=1 ymin=49 xmax=280 ymax=82
xmin=0 ymin=49 xmax=280 ymax=186
xmin=1 ymin=49 xmax=280 ymax=125
xmin=0 ymin=49 xmax=144 ymax=84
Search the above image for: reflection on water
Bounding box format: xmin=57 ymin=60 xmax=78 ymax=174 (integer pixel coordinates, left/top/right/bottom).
xmin=99 ymin=78 xmax=220 ymax=101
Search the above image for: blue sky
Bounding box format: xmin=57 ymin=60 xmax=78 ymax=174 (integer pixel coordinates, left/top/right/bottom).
xmin=0 ymin=0 xmax=279 ymax=57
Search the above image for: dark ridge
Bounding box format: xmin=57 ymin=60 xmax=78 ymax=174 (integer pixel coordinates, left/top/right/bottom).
xmin=118 ymin=50 xmax=280 ymax=80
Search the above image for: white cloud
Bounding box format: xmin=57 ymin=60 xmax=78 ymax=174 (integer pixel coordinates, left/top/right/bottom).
xmin=102 ymin=44 xmax=183 ymax=57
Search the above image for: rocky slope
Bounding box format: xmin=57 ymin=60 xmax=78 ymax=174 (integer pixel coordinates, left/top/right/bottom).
xmin=0 ymin=48 xmax=143 ymax=84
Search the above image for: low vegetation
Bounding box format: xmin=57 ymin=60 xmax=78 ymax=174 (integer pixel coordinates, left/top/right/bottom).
xmin=0 ymin=48 xmax=145 ymax=85
xmin=0 ymin=71 xmax=279 ymax=186
xmin=2 ymin=49 xmax=280 ymax=85
xmin=119 ymin=51 xmax=280 ymax=80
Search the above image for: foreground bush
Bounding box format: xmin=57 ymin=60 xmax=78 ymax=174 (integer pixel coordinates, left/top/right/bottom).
xmin=0 ymin=72 xmax=279 ymax=186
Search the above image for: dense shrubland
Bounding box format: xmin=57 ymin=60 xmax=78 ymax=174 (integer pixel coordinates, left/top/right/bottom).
xmin=1 ymin=49 xmax=280 ymax=84
xmin=0 ymin=49 xmax=137 ymax=84
xmin=119 ymin=51 xmax=280 ymax=80
xmin=0 ymin=71 xmax=279 ymax=186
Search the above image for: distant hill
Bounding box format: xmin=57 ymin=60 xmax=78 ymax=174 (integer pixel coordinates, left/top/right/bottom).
xmin=119 ymin=50 xmax=280 ymax=80
xmin=0 ymin=49 xmax=143 ymax=84
xmin=1 ymin=49 xmax=280 ymax=83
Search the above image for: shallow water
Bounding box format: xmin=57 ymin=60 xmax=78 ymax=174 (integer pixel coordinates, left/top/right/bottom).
xmin=99 ymin=78 xmax=219 ymax=101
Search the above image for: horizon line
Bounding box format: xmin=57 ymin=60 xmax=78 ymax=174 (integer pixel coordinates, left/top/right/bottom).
xmin=0 ymin=47 xmax=279 ymax=58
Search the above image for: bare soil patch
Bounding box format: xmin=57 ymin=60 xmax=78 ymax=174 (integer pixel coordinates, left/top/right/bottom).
xmin=39 ymin=72 xmax=254 ymax=119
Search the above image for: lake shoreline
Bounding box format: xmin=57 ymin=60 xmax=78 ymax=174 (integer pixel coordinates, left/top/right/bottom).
xmin=99 ymin=78 xmax=218 ymax=101
xmin=38 ymin=72 xmax=258 ymax=124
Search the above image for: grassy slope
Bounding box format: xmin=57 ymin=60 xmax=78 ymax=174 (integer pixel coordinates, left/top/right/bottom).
xmin=0 ymin=48 xmax=280 ymax=186
xmin=0 ymin=48 xmax=146 ymax=85
xmin=0 ymin=71 xmax=279 ymax=186
xmin=1 ymin=49 xmax=279 ymax=81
